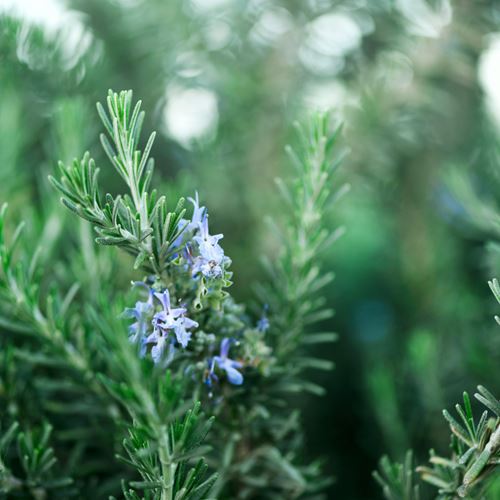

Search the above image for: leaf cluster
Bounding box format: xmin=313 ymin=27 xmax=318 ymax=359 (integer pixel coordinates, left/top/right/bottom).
xmin=375 ymin=377 xmax=500 ymax=499
xmin=0 ymin=422 xmax=74 ymax=498
xmin=50 ymin=90 xmax=187 ymax=275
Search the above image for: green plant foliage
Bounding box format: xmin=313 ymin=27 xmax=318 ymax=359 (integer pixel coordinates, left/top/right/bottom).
xmin=373 ymin=451 xmax=420 ymax=500
xmin=50 ymin=91 xmax=186 ymax=275
xmin=2 ymin=2 xmax=500 ymax=498
xmin=0 ymin=421 xmax=74 ymax=498
xmin=375 ymin=281 xmax=500 ymax=500
xmin=376 ymin=386 xmax=500 ymax=500
xmin=418 ymin=387 xmax=499 ymax=498
xmin=206 ymin=114 xmax=346 ymax=499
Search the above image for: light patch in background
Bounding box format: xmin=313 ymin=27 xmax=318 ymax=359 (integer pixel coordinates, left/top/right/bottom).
xmin=303 ymin=81 xmax=349 ymax=113
xmin=164 ymin=86 xmax=218 ymax=147
xmin=249 ymin=7 xmax=294 ymax=46
xmin=0 ymin=0 xmax=66 ymax=32
xmin=396 ymin=0 xmax=452 ymax=38
xmin=306 ymin=0 xmax=334 ymax=14
xmin=203 ymin=19 xmax=232 ymax=51
xmin=376 ymin=51 xmax=414 ymax=90
xmin=190 ymin=0 xmax=232 ymax=13
xmin=0 ymin=0 xmax=91 ymax=69
xmin=479 ymin=34 xmax=500 ymax=129
xmin=300 ymin=12 xmax=362 ymax=75
xmin=175 ymin=52 xmax=204 ymax=79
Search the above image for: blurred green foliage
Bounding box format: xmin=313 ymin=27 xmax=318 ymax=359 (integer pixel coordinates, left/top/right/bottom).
xmin=1 ymin=0 xmax=500 ymax=497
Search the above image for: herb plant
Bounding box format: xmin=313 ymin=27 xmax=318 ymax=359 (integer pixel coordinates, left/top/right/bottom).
xmin=0 ymin=90 xmax=344 ymax=499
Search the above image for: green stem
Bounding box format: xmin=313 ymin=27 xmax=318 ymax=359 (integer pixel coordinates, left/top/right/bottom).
xmin=134 ymin=384 xmax=176 ymax=500
xmin=158 ymin=427 xmax=176 ymax=500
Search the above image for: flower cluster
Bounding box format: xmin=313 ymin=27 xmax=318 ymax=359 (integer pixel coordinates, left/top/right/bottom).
xmin=124 ymin=285 xmax=245 ymax=386
xmin=123 ymin=194 xmax=255 ymax=387
xmin=124 ymin=284 xmax=198 ymax=363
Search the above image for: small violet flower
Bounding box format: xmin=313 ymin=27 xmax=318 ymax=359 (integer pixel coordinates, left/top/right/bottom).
xmin=124 ymin=285 xmax=198 ymax=364
xmin=152 ymin=289 xmax=186 ymax=329
xmin=204 ymin=358 xmax=218 ymax=388
xmin=257 ymin=316 xmax=270 ymax=333
xmin=146 ymin=327 xmax=176 ymax=364
xmin=192 ymin=214 xmax=226 ymax=279
xmin=146 ymin=327 xmax=167 ymax=363
xmin=124 ymin=300 xmax=151 ymax=342
xmin=122 ymin=282 xmax=154 ymax=356
xmin=150 ymin=289 xmax=198 ymax=356
xmin=186 ymin=192 xmax=206 ymax=233
xmin=206 ymin=338 xmax=244 ymax=386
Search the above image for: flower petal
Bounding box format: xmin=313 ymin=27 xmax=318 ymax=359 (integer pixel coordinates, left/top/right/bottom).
xmin=225 ymin=365 xmax=243 ymax=385
xmin=151 ymin=336 xmax=166 ymax=364
xmin=220 ymin=338 xmax=231 ymax=358
xmin=154 ymin=290 xmax=171 ymax=311
xmin=182 ymin=317 xmax=198 ymax=329
xmin=174 ymin=326 xmax=192 ymax=348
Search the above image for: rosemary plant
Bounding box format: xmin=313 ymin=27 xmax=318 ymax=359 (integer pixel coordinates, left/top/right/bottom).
xmin=0 ymin=90 xmax=344 ymax=499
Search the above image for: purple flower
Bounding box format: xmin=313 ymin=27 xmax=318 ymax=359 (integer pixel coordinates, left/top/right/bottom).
xmin=146 ymin=328 xmax=177 ymax=364
xmin=192 ymin=214 xmax=226 ymax=279
xmin=149 ymin=289 xmax=198 ymax=358
xmin=207 ymin=338 xmax=244 ymax=385
xmin=257 ymin=316 xmax=270 ymax=333
xmin=123 ymin=283 xmax=155 ymax=356
xmin=124 ymin=285 xmax=198 ymax=363
xmin=204 ymin=358 xmax=218 ymax=388
xmin=187 ymin=192 xmax=206 ymax=232
xmin=123 ymin=301 xmax=151 ymax=340
xmin=146 ymin=328 xmax=167 ymax=363
xmin=152 ymin=290 xmax=186 ymax=330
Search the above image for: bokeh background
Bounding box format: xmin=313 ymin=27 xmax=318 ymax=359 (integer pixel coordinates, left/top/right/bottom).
xmin=1 ymin=0 xmax=500 ymax=498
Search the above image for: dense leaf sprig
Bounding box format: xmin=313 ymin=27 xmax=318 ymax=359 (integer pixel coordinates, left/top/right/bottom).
xmin=0 ymin=421 xmax=74 ymax=498
xmin=206 ymin=115 xmax=347 ymax=498
xmin=50 ymin=90 xmax=187 ymax=275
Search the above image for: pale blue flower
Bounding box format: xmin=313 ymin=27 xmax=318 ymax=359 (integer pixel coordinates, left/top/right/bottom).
xmin=123 ymin=282 xmax=154 ymax=355
xmin=187 ymin=192 xmax=206 ymax=232
xmin=147 ymin=328 xmax=167 ymax=363
xmin=204 ymin=358 xmax=218 ymax=388
xmin=152 ymin=289 xmax=186 ymax=330
xmin=148 ymin=288 xmax=198 ymax=358
xmin=124 ymin=285 xmax=197 ymax=363
xmin=146 ymin=328 xmax=177 ymax=364
xmin=207 ymin=338 xmax=244 ymax=385
xmin=257 ymin=305 xmax=270 ymax=332
xmin=257 ymin=316 xmax=270 ymax=332
xmin=192 ymin=214 xmax=225 ymax=279
xmin=123 ymin=301 xmax=151 ymax=341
